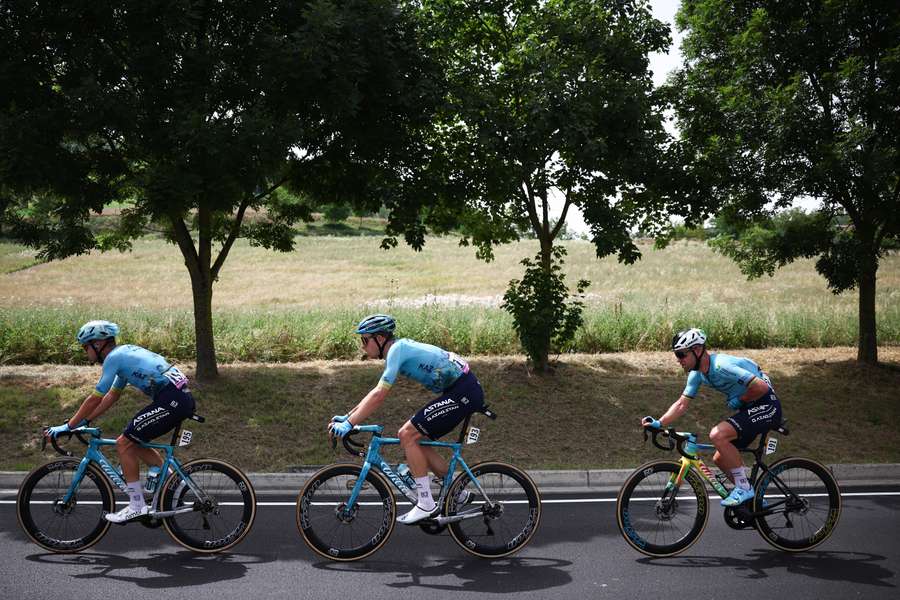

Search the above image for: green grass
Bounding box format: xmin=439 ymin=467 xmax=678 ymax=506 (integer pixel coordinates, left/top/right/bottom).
xmin=0 ymin=242 xmax=41 ymax=274
xmin=2 ymin=347 xmax=898 ymax=472
xmin=1 ymin=236 xmax=899 ymax=363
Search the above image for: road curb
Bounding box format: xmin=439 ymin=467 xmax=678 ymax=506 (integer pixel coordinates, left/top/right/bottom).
xmin=2 ymin=463 xmax=898 ymax=495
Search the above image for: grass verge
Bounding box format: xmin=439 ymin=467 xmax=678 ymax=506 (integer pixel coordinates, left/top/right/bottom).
xmin=1 ymin=347 xmax=898 ymax=472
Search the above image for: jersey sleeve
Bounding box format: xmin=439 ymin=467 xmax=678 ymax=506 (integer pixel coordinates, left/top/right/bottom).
xmin=378 ymin=343 xmax=402 ymax=389
xmin=682 ymin=371 xmax=702 ymax=398
xmin=94 ymin=356 xmax=121 ymax=395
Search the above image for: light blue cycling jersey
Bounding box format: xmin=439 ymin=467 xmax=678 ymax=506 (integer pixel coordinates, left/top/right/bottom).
xmin=94 ymin=345 xmax=187 ymax=397
xmin=682 ymin=353 xmax=769 ymax=405
xmin=378 ymin=339 xmax=469 ymax=394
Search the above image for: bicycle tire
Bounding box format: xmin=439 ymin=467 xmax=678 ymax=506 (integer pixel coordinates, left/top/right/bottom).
xmin=753 ymin=456 xmax=841 ymax=552
xmin=445 ymin=461 xmax=541 ymax=558
xmin=160 ymin=458 xmax=257 ymax=553
xmin=296 ymin=464 xmax=396 ymax=561
xmin=16 ymin=458 xmax=115 ymax=553
xmin=616 ymin=459 xmax=709 ymax=557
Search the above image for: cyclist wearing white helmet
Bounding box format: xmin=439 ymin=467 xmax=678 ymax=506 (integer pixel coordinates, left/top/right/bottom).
xmin=641 ymin=328 xmax=782 ymax=507
xmin=328 ymin=314 xmax=486 ymax=525
xmin=45 ymin=320 xmax=195 ymax=524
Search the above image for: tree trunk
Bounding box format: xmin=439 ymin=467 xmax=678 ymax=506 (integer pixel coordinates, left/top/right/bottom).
xmin=191 ymin=271 xmax=219 ymax=380
xmin=168 ymin=209 xmax=219 ymax=381
xmin=857 ymin=255 xmax=878 ymax=365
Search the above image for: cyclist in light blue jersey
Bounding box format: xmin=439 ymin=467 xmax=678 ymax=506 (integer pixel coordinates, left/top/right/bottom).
xmin=329 ymin=314 xmax=486 ymax=525
xmin=44 ymin=320 xmax=195 ymax=524
xmin=641 ymin=328 xmax=783 ymax=507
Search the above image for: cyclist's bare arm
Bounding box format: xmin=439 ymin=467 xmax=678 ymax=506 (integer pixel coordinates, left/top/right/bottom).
xmin=738 ymin=377 xmax=770 ymax=404
xmin=83 ymin=388 xmax=123 ymax=423
xmin=61 ymin=393 xmax=102 ymax=429
xmin=348 ymin=385 xmax=389 ymax=424
xmin=659 ymin=395 xmax=692 ymax=427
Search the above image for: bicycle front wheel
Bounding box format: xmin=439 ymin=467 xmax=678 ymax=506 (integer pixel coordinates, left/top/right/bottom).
xmin=445 ymin=462 xmax=541 ymax=558
xmin=160 ymin=459 xmax=257 ymax=553
xmin=296 ymin=464 xmax=396 ymax=561
xmin=616 ymin=460 xmax=709 ymax=557
xmin=16 ymin=458 xmax=115 ymax=553
xmin=754 ymin=457 xmax=841 ymax=552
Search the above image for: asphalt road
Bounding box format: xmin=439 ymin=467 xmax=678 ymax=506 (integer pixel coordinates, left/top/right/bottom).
xmin=2 ymin=486 xmax=898 ymax=600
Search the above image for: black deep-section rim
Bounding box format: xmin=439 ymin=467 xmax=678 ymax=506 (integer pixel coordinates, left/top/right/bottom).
xmin=446 ymin=462 xmax=542 ymax=558
xmin=16 ymin=458 xmax=114 ymax=553
xmin=160 ymin=458 xmax=257 ymax=553
xmin=754 ymin=457 xmax=842 ymax=551
xmin=616 ymin=460 xmax=709 ymax=557
xmin=296 ymin=464 xmax=396 ymax=561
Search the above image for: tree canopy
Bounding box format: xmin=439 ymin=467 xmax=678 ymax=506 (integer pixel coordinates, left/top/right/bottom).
xmin=0 ymin=0 xmax=443 ymax=378
xmin=668 ymin=0 xmax=900 ymax=364
xmin=418 ymin=0 xmax=671 ymax=370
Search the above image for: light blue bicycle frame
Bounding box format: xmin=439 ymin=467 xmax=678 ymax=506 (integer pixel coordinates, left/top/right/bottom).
xmin=61 ymin=426 xmax=204 ymax=518
xmin=344 ymin=425 xmax=489 ymax=525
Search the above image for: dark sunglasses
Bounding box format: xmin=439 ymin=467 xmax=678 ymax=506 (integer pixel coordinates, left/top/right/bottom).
xmin=674 ymin=350 xmax=689 ymax=359
xmin=360 ymin=335 xmax=372 ymax=346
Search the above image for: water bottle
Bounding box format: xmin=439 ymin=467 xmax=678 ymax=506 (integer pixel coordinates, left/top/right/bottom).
xmin=144 ymin=465 xmax=162 ymax=494
xmin=396 ymin=463 xmax=416 ymax=490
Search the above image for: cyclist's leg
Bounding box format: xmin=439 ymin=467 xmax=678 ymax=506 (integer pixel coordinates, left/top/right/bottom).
xmin=399 ymin=373 xmax=485 ymax=523
xmin=399 ymin=421 xmax=430 ymax=477
xmin=710 ymin=421 xmax=741 ymax=474
xmin=718 ymin=391 xmax=783 ymax=506
xmin=397 ymin=423 xmax=438 ymax=523
xmin=111 ymin=386 xmax=193 ymax=522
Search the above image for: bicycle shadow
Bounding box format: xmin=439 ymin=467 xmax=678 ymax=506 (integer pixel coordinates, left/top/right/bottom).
xmin=636 ymin=549 xmax=895 ymax=587
xmin=312 ymin=556 xmax=573 ymax=593
xmin=25 ymin=550 xmax=272 ymax=588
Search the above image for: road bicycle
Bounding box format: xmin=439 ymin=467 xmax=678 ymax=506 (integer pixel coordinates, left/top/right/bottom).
xmin=296 ymin=408 xmax=541 ymax=561
xmin=17 ymin=416 xmax=257 ymax=554
xmin=616 ymin=421 xmax=841 ymax=557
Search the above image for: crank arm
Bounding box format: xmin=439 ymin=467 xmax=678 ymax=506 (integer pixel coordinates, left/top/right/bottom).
xmin=148 ymin=506 xmax=196 ymax=518
xmin=433 ymin=507 xmax=485 ymax=525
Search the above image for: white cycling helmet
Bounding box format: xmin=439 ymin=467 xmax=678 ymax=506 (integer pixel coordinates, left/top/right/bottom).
xmin=671 ymin=328 xmax=707 ymax=352
xmin=76 ymin=320 xmax=120 ymax=345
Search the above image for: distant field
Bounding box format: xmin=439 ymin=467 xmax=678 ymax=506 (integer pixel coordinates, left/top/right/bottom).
xmin=1 ymin=236 xmax=899 ymax=363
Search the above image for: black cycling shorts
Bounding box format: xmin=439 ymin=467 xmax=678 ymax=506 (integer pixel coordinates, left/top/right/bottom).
xmin=410 ymin=371 xmax=485 ymax=440
xmin=726 ymin=388 xmax=783 ymax=449
xmin=123 ymin=383 xmax=195 ymax=443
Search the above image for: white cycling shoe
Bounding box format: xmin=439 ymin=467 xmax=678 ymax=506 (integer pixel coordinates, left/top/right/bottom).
xmin=397 ymin=504 xmax=439 ymax=525
xmin=105 ymin=505 xmax=150 ymax=524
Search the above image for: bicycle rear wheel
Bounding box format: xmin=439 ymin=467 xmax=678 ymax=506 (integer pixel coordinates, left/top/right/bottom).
xmin=296 ymin=464 xmax=396 ymax=561
xmin=16 ymin=458 xmax=115 ymax=553
xmin=445 ymin=462 xmax=541 ymax=558
xmin=616 ymin=460 xmax=709 ymax=557
xmin=754 ymin=457 xmax=841 ymax=552
xmin=160 ymin=459 xmax=257 ymax=553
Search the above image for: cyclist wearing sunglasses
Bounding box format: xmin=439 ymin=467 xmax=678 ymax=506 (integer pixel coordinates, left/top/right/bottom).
xmin=328 ymin=313 xmax=485 ymax=525
xmin=43 ymin=321 xmax=195 ymax=524
xmin=641 ymin=328 xmax=782 ymax=507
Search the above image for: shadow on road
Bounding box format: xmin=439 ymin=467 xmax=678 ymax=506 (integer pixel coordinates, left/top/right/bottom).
xmin=24 ymin=551 xmax=273 ymax=588
xmin=312 ymin=556 xmax=573 ymax=593
xmin=636 ymin=549 xmax=896 ymax=587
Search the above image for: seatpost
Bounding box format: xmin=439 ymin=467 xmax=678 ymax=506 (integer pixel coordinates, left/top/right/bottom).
xmin=456 ymin=414 xmax=473 ymax=444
